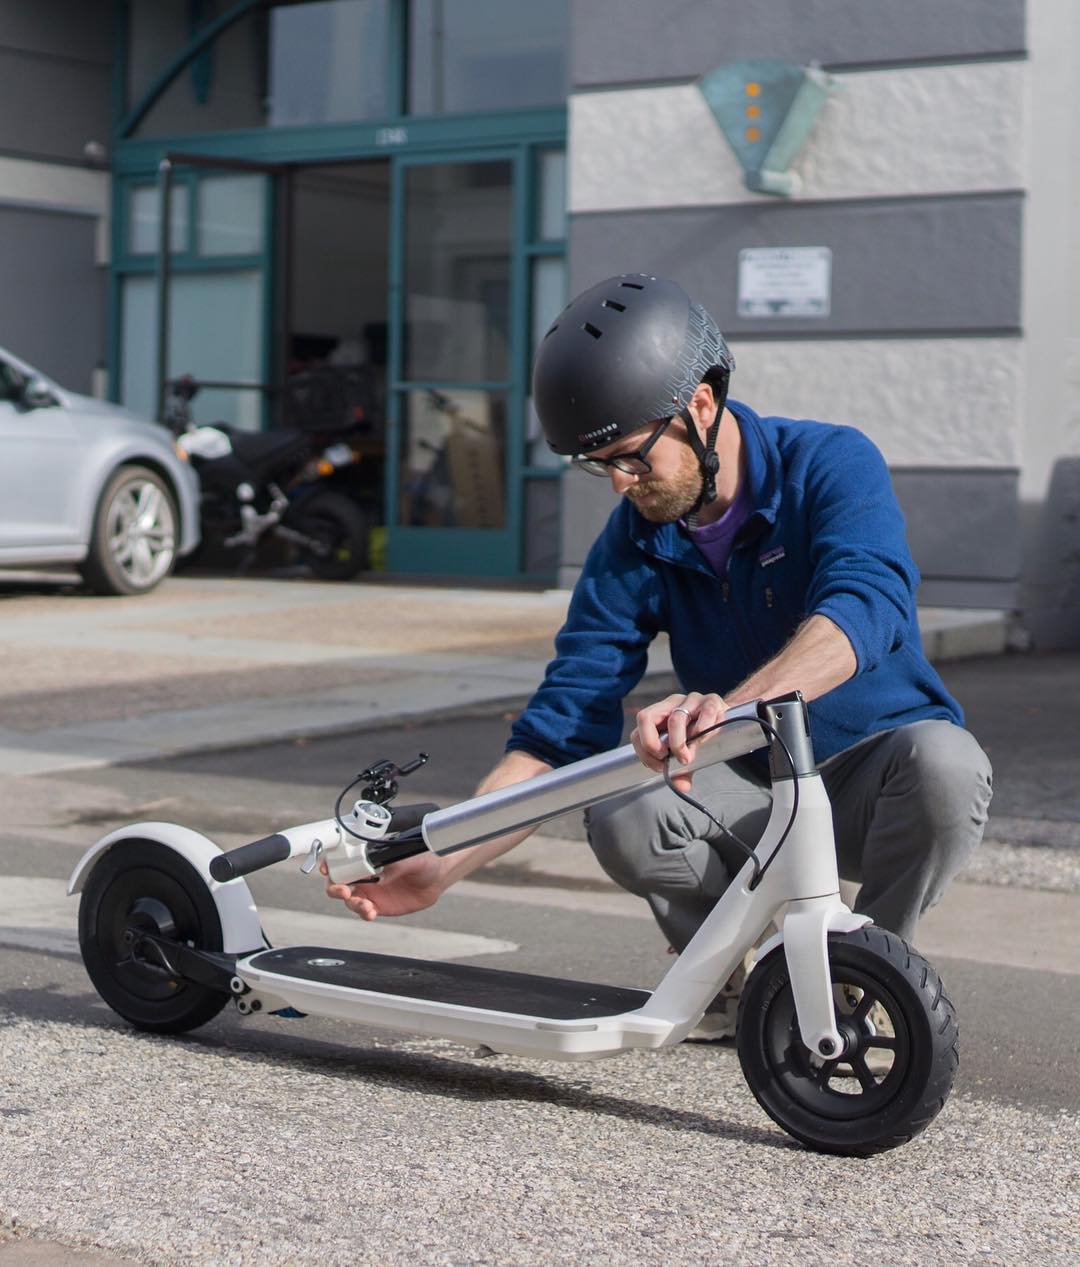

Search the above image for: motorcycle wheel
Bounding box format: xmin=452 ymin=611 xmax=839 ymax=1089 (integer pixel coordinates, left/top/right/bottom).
xmin=288 ymin=491 xmax=369 ymax=581
xmin=736 ymin=925 xmax=958 ymax=1156
xmin=78 ymin=840 xmax=228 ymax=1034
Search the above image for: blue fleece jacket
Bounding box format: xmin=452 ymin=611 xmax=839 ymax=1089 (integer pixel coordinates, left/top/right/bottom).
xmin=508 ymin=400 xmax=963 ymax=768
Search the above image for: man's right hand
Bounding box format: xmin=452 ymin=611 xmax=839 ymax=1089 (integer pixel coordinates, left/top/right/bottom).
xmin=322 ymin=850 xmax=447 ymax=922
xmin=322 ymin=748 xmax=555 ymax=920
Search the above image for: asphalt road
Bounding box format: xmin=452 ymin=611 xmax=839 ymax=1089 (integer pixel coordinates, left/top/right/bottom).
xmin=1 ymin=709 xmax=1078 ymax=1266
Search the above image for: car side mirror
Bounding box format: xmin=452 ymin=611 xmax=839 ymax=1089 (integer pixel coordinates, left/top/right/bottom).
xmin=21 ymin=377 xmax=59 ymax=410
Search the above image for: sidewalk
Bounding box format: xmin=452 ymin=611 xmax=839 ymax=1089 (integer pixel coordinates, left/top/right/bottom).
xmin=0 ymin=574 xmax=1008 ymax=778
xmin=1 ymin=572 xmax=1077 ymax=979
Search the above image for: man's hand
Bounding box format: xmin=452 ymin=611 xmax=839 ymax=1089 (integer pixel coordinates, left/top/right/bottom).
xmin=630 ymin=616 xmax=858 ymax=792
xmin=322 ymin=749 xmax=554 ymax=920
xmin=322 ymin=849 xmax=447 ymax=922
xmin=631 ymin=691 xmax=727 ymax=793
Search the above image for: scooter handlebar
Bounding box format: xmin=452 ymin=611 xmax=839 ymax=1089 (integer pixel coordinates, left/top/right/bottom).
xmin=209 ymin=833 xmax=292 ymax=883
xmin=387 ymin=802 xmax=440 ymax=833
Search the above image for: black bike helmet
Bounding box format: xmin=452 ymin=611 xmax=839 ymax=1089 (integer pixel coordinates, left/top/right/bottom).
xmin=533 ymin=275 xmax=735 ymax=513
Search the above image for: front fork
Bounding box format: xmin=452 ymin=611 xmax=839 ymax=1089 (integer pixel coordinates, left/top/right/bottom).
xmin=642 ymin=773 xmax=868 ymax=1055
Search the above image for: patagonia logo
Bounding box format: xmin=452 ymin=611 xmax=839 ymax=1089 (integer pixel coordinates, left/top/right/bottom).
xmin=758 ymin=546 xmax=786 ymax=568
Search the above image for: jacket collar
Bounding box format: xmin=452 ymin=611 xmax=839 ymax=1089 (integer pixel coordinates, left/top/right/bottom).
xmin=626 ymin=399 xmax=782 ymax=569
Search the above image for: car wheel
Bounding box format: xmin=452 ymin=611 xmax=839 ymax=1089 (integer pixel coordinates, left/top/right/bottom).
xmin=81 ymin=465 xmax=178 ymax=596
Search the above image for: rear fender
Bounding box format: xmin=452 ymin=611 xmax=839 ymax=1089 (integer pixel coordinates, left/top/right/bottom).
xmin=68 ymin=821 xmax=264 ymax=954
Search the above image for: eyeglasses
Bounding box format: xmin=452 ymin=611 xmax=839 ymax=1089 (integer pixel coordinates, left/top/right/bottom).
xmin=571 ymin=417 xmax=672 ymax=476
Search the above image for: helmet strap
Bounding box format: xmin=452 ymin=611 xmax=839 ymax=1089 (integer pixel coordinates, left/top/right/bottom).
xmin=678 ymin=370 xmax=730 ymax=527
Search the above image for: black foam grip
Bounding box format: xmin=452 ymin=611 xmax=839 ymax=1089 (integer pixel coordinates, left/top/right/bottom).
xmin=209 ymin=833 xmax=291 ymax=882
xmin=388 ymin=802 xmax=439 ymax=833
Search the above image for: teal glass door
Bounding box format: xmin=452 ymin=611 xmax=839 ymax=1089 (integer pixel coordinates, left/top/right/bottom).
xmin=387 ymin=155 xmax=521 ymax=576
xmin=146 ymin=154 xmax=277 ymax=430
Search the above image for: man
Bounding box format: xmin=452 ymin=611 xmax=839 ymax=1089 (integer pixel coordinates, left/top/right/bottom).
xmin=326 ymin=274 xmax=992 ymax=1035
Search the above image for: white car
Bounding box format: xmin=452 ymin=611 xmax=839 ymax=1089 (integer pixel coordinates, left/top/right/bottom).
xmin=0 ymin=347 xmax=200 ymax=595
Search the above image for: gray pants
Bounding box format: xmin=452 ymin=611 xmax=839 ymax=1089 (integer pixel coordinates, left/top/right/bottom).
xmin=585 ymin=720 xmax=993 ymax=949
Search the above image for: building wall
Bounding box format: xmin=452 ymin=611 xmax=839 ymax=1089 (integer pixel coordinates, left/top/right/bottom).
xmin=1018 ymin=0 xmax=1080 ymax=647
xmin=560 ymin=0 xmax=1043 ymax=623
xmin=0 ymin=0 xmax=112 ymax=392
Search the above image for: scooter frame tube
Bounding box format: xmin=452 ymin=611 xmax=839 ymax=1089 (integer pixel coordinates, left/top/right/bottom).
xmin=212 ymin=702 xmax=768 ymax=881
xmin=419 ymin=702 xmax=766 ymax=855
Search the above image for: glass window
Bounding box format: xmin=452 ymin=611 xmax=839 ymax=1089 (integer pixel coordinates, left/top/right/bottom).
xmin=268 ymin=1 xmax=388 ymax=127
xmin=128 ymin=184 xmax=191 ymax=255
xmin=128 ymin=1 xmax=389 ymax=138
xmin=530 ymin=256 xmax=565 ymax=358
xmin=403 ymin=162 xmax=513 ymax=384
xmin=398 ymin=389 xmax=506 ymax=528
xmin=0 ymin=358 xmax=25 ymax=402
xmin=121 ymin=271 xmax=264 ymax=429
xmin=198 ymin=174 xmax=266 ymax=256
xmin=536 ymin=150 xmax=567 ymax=241
xmin=527 ymin=255 xmax=566 ymax=466
xmin=119 ymin=275 xmax=158 ymax=418
xmin=409 ymin=0 xmax=568 ymax=116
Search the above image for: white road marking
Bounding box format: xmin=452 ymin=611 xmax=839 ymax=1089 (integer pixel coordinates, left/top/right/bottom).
xmin=3 ymin=869 xmax=1077 ymax=980
xmin=0 ymin=878 xmax=516 ymax=963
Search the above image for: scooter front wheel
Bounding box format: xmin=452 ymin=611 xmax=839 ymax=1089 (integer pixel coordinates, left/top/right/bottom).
xmin=78 ymin=840 xmax=228 ymax=1034
xmin=736 ymin=925 xmax=957 ymax=1156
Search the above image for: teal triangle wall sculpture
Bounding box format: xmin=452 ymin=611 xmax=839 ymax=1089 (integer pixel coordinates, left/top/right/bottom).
xmin=697 ymin=59 xmax=834 ymax=197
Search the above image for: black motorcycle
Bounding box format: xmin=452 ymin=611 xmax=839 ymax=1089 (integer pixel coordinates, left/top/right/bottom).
xmin=165 ymin=376 xmax=372 ymax=581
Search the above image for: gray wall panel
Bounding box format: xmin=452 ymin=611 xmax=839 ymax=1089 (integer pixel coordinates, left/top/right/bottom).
xmin=572 ymin=0 xmax=1026 ymax=87
xmin=0 ymin=0 xmax=113 ymax=63
xmin=559 ymin=468 xmax=1020 ymax=601
xmin=0 ymin=50 xmax=111 ymax=163
xmin=570 ymin=196 xmax=1022 ymax=336
xmin=892 ymin=469 xmax=1020 ymax=580
xmin=1020 ymin=460 xmax=1080 ymax=647
xmin=915 ymin=578 xmax=1017 ymax=608
xmin=524 ymin=478 xmax=562 ymax=574
xmin=559 ymin=474 xmax=618 ymax=574
xmin=0 ymin=206 xmax=104 ymax=393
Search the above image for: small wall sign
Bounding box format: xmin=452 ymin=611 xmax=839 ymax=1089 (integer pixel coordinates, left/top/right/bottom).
xmin=737 ymin=246 xmax=832 ymax=318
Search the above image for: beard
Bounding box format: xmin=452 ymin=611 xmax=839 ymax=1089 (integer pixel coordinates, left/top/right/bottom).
xmin=624 ymin=454 xmax=703 ymax=523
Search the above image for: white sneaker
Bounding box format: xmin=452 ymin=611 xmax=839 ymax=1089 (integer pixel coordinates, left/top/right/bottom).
xmin=687 ymin=993 xmax=739 ymax=1041
xmin=685 ymin=949 xmax=755 ymax=1042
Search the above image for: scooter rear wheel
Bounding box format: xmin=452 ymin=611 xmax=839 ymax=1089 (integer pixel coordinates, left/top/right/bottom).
xmin=736 ymin=925 xmax=957 ymax=1156
xmin=78 ymin=840 xmax=228 ymax=1034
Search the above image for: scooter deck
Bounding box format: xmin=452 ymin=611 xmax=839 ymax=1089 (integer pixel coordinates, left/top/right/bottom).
xmin=245 ymin=946 xmax=651 ymax=1020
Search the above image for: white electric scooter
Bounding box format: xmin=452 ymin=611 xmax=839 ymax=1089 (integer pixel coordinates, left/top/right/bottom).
xmin=69 ymin=693 xmax=958 ymax=1156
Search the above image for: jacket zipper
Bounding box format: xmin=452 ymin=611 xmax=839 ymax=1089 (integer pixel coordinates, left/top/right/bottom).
xmin=724 ymin=547 xmax=768 ymax=664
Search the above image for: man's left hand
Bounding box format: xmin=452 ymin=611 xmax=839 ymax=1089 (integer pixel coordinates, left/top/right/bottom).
xmin=631 ymin=691 xmax=728 ymax=792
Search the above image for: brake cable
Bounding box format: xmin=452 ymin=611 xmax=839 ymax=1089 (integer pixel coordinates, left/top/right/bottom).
xmin=661 ymin=716 xmax=799 ymax=890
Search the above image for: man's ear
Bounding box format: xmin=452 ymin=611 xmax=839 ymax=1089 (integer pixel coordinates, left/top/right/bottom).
xmin=688 ymin=382 xmax=718 ymax=433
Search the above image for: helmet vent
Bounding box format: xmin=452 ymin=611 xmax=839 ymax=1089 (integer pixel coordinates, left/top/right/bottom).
xmin=543 ymin=323 xmax=559 ymax=339
xmin=583 ymin=322 xmax=603 ymax=339
xmin=620 ymin=281 xmax=644 ymax=290
xmin=602 ymin=299 xmax=625 ymax=312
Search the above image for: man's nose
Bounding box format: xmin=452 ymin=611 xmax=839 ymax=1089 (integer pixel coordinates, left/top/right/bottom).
xmin=609 ymin=467 xmax=638 ymax=494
